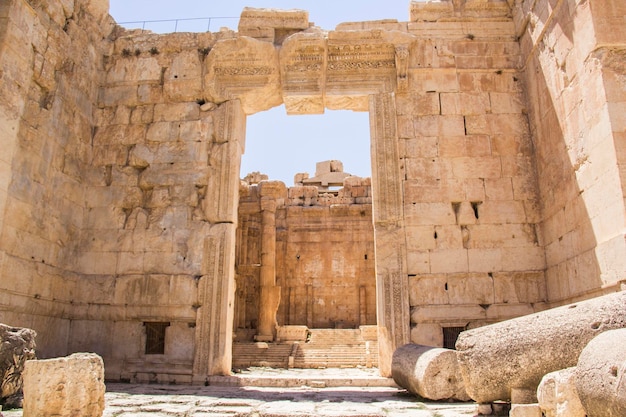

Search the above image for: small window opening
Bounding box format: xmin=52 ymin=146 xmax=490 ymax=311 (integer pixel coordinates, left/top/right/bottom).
xmin=144 ymin=322 xmax=170 ymax=355
xmin=364 ymin=254 xmax=368 ymax=260
xmin=443 ymin=326 xmax=465 ymax=350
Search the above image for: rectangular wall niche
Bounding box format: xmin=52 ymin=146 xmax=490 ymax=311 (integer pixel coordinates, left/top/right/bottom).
xmin=144 ymin=322 xmax=170 ymax=354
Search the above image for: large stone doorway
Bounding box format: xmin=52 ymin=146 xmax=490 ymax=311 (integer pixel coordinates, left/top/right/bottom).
xmin=233 ymin=156 xmax=378 ymax=369
xmin=197 ymin=8 xmax=412 ymax=376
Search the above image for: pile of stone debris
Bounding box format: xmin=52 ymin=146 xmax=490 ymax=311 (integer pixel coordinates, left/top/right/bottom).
xmin=0 ymin=324 xmax=35 ymax=411
xmin=392 ymin=290 xmax=626 ymax=416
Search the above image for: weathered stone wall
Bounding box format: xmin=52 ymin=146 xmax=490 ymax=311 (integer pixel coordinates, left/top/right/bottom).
xmin=85 ymin=30 xmax=244 ymax=380
xmin=235 ymin=173 xmax=376 ymax=335
xmin=513 ymin=0 xmax=626 ymax=304
xmin=0 ymin=0 xmax=113 ymax=358
xmin=277 ymin=203 xmax=376 ymax=329
xmin=0 ymin=1 xmax=241 ymax=382
xmin=0 ymin=0 xmax=624 ymax=380
xmin=402 ymin=0 xmax=546 ymax=347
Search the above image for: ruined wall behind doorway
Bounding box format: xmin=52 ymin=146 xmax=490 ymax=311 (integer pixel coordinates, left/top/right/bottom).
xmin=235 ymin=171 xmax=376 ymax=338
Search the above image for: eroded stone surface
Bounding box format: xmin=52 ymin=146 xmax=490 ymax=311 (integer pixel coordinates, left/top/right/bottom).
xmin=575 ymin=328 xmax=626 ymax=417
xmin=0 ymin=0 xmax=625 ymax=387
xmin=3 ymin=380 xmax=478 ymax=417
xmin=22 ymin=353 xmax=105 ymax=417
xmin=0 ymin=324 xmax=36 ymax=409
xmin=456 ymin=291 xmax=626 ymax=403
xmin=537 ymin=367 xmax=585 ymax=417
xmin=392 ymin=344 xmax=469 ymax=401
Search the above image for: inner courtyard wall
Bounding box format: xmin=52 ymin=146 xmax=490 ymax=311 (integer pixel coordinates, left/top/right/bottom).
xmin=512 ymin=0 xmax=626 ymax=304
xmin=0 ymin=0 xmax=113 ymax=357
xmin=81 ymin=29 xmax=244 ymax=381
xmin=0 ymin=0 xmax=624 ymax=381
xmin=400 ymin=1 xmax=547 ymax=348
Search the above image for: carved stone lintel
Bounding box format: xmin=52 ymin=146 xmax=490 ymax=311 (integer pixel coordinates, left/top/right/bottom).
xmin=284 ymin=96 xmax=325 ymax=115
xmin=281 ymin=32 xmax=401 ymax=113
xmin=280 ymin=32 xmax=326 ymax=115
xmin=326 ymin=41 xmax=396 ymax=98
xmin=205 ymin=37 xmax=282 ymax=115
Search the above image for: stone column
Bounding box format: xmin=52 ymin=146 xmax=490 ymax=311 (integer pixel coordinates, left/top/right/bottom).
xmin=369 ymin=93 xmax=410 ymax=377
xmin=255 ymin=181 xmax=285 ymax=342
xmin=256 ymin=198 xmax=279 ymax=341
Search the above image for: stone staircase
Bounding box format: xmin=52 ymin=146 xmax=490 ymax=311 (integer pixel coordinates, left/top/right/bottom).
xmin=294 ymin=329 xmax=378 ymax=368
xmin=232 ymin=343 xmax=293 ymax=369
xmin=232 ymin=328 xmax=378 ymax=370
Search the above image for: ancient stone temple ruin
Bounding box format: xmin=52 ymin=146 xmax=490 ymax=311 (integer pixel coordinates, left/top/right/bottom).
xmin=0 ymin=0 xmax=625 ymax=388
xmin=233 ymin=162 xmax=378 ymax=369
xmin=236 ymin=161 xmax=376 ymax=337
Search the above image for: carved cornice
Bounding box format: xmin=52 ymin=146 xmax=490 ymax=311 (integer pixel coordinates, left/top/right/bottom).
xmin=279 ymin=30 xmax=415 ymax=114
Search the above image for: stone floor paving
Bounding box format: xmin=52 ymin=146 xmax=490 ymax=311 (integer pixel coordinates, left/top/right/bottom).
xmin=2 ymin=368 xmax=479 ymax=416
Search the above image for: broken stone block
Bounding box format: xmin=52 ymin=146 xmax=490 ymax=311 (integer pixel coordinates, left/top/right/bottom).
xmin=509 ymin=404 xmax=542 ymax=417
xmin=23 ymin=353 xmax=105 ymax=417
xmin=455 ymin=291 xmax=626 ymax=403
xmin=0 ymin=323 xmax=36 ymax=409
xmin=574 ymin=328 xmax=626 ymax=417
xmin=276 ymin=326 xmax=308 ymax=342
xmin=391 ymin=344 xmax=469 ymax=401
xmin=537 ymin=367 xmax=585 ymax=417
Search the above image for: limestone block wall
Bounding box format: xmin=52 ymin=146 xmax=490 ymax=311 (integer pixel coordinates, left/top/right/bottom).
xmin=277 ymin=203 xmax=376 ymax=329
xmin=0 ymin=0 xmax=112 ymax=357
xmin=0 ymin=0 xmax=624 ymax=380
xmin=86 ymin=30 xmax=243 ymax=380
xmin=400 ymin=0 xmax=547 ymax=347
xmin=513 ymin=0 xmax=626 ymax=304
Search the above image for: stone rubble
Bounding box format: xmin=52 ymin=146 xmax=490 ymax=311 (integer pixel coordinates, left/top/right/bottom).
xmin=22 ymin=353 xmax=105 ymax=417
xmin=0 ymin=0 xmax=625 ymax=408
xmin=0 ymin=324 xmax=36 ymax=410
xmin=537 ymin=368 xmax=585 ymax=417
xmin=574 ymin=328 xmax=626 ymax=416
xmin=455 ymin=291 xmax=626 ymax=403
xmin=391 ymin=344 xmax=468 ymax=401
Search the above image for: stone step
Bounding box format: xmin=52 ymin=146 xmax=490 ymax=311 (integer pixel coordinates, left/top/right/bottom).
xmin=232 ymin=329 xmax=379 ymax=370
xmin=209 ymin=367 xmax=397 ymax=388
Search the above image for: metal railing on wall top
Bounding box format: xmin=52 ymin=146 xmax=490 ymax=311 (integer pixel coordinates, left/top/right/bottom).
xmin=117 ymin=16 xmax=239 ymax=33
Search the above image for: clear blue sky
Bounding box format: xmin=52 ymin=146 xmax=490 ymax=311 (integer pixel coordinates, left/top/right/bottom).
xmin=109 ymin=1 xmax=415 ymax=183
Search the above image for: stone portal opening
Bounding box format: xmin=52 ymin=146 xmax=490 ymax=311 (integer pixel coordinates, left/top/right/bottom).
xmin=233 ymin=109 xmax=377 ymax=369
xmin=240 ymin=106 xmax=371 ymax=182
